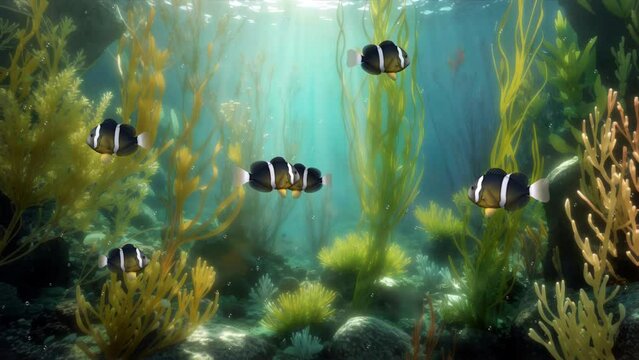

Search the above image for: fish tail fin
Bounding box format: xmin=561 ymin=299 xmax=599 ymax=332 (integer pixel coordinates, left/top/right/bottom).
xmin=234 ymin=167 xmax=250 ymax=187
xmin=322 ymin=174 xmax=332 ymax=186
xmin=347 ymin=49 xmax=361 ymax=67
xmin=98 ymin=255 xmax=108 ymax=268
xmin=529 ymin=178 xmax=550 ymax=203
xmin=137 ymin=132 xmax=151 ymax=149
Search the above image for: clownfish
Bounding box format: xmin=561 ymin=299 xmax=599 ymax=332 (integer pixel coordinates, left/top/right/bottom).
xmin=98 ymin=244 xmax=150 ymax=276
xmin=86 ymin=118 xmax=150 ymax=157
xmin=288 ymin=163 xmax=331 ymax=198
xmin=347 ymin=40 xmax=410 ymax=81
xmin=234 ymin=157 xmax=300 ymax=198
xmin=468 ymin=168 xmax=550 ymax=216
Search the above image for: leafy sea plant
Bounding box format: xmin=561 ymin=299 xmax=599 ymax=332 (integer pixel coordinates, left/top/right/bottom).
xmin=318 ymin=232 xmax=410 ymax=278
xmin=248 ymin=273 xmax=279 ymax=317
xmin=414 ymin=254 xmax=445 ymax=290
xmin=261 ymin=282 xmax=336 ymax=336
xmin=282 ymin=327 xmax=323 ymax=360
xmin=336 ymin=0 xmax=424 ymax=309
xmin=75 ymin=252 xmax=219 ymax=359
xmin=414 ymin=202 xmax=465 ymax=242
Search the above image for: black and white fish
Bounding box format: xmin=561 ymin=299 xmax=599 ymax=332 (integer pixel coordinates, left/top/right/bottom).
xmin=288 ymin=163 xmax=331 ymax=198
xmin=467 ymin=168 xmax=549 ymax=216
xmin=234 ymin=157 xmax=300 ymax=197
xmin=347 ymin=40 xmax=410 ymax=81
xmin=86 ymin=118 xmax=150 ymax=156
xmin=98 ymin=244 xmax=149 ymax=274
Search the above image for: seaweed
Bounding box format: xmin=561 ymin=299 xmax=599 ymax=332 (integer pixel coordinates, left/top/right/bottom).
xmin=336 ymin=0 xmax=424 ymax=310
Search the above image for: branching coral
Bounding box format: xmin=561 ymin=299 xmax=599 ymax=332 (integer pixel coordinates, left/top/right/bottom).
xmin=414 ymin=202 xmax=465 ymax=242
xmin=261 ymin=282 xmax=336 ymax=336
xmin=75 ymin=252 xmax=219 ymax=359
xmin=336 ymin=0 xmax=424 ymax=310
xmin=528 ymin=89 xmax=634 ymax=358
xmin=318 ymin=232 xmax=410 ymax=278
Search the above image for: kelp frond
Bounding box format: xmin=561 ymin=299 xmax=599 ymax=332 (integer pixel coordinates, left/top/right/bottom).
xmin=76 ymin=252 xmax=219 ymax=359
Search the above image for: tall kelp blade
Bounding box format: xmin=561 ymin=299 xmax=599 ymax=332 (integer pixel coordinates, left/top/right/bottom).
xmin=336 ymin=1 xmax=425 ymax=309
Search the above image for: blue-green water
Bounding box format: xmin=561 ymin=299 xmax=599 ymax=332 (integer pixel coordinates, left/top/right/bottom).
xmin=2 ymin=0 xmax=639 ymax=359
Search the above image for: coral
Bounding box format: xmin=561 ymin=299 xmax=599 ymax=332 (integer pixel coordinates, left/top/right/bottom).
xmin=414 ymin=254 xmax=446 ymax=290
xmin=0 ymin=0 xmax=159 ymax=266
xmin=248 ymin=273 xmax=278 ymax=317
xmin=318 ymin=232 xmax=410 ymax=278
xmin=528 ymin=89 xmax=632 ymax=358
xmin=282 ymin=327 xmax=323 ymax=360
xmin=414 ymin=202 xmax=465 ymax=242
xmin=75 ymin=252 xmax=219 ymax=359
xmin=336 ymin=0 xmax=424 ymax=309
xmin=261 ymin=282 xmax=336 ymax=336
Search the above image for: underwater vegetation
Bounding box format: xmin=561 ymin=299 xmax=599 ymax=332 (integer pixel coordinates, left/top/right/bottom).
xmin=336 ymin=0 xmax=425 ymax=310
xmin=261 ymin=282 xmax=336 ymax=336
xmin=413 ymin=202 xmax=465 ymax=242
xmin=318 ymin=232 xmax=411 ymax=278
xmin=75 ymin=252 xmax=218 ymax=359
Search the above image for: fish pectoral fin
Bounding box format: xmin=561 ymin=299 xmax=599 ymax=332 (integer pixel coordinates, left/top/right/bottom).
xmin=278 ymin=189 xmax=287 ymax=198
xmin=484 ymin=208 xmax=498 ymax=217
xmin=100 ymin=154 xmax=113 ymax=164
xmin=291 ymin=190 xmax=301 ymax=199
xmin=124 ymin=272 xmax=137 ymax=281
xmin=386 ymin=72 xmax=397 ymax=81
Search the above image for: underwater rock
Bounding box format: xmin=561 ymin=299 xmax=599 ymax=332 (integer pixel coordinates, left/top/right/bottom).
xmin=82 ymin=232 xmax=106 ymax=248
xmin=278 ymin=276 xmax=300 ymax=293
xmin=0 ymin=283 xmax=26 ymax=321
xmin=611 ymin=282 xmax=639 ymax=359
xmin=0 ymin=237 xmax=71 ymax=299
xmin=148 ymin=322 xmax=276 ymax=360
xmin=327 ymin=316 xmax=411 ymax=360
xmin=542 ymin=157 xmax=586 ymax=289
xmin=0 ymin=0 xmax=123 ymax=67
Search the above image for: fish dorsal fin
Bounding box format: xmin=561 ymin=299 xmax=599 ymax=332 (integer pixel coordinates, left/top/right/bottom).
xmin=121 ymin=244 xmax=136 ymax=252
xmin=102 ymin=118 xmax=118 ymax=127
xmin=270 ymin=156 xmax=287 ymax=164
xmin=293 ymin=163 xmax=306 ymax=173
xmin=509 ymin=172 xmax=529 ymax=187
xmin=379 ymin=40 xmax=395 ymax=47
xmin=485 ymin=168 xmax=507 ymax=176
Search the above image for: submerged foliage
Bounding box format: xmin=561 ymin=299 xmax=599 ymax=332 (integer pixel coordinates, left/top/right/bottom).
xmin=75 ymin=252 xmax=219 ymax=359
xmin=0 ymin=0 xmax=158 ymax=266
xmin=261 ymin=282 xmax=336 ymax=336
xmin=282 ymin=327 xmax=324 ymax=360
xmin=336 ymin=0 xmax=424 ymax=310
xmin=414 ymin=202 xmax=465 ymax=242
xmin=318 ymin=232 xmax=411 ymax=278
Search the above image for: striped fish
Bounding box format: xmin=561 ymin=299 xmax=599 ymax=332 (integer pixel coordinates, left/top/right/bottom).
xmin=98 ymin=244 xmax=149 ymax=274
xmin=288 ymin=163 xmax=332 ymax=198
xmin=468 ymin=168 xmax=549 ymax=216
xmin=87 ymin=118 xmax=150 ymax=156
xmin=347 ymin=40 xmax=410 ymax=81
xmin=234 ymin=157 xmax=299 ymax=198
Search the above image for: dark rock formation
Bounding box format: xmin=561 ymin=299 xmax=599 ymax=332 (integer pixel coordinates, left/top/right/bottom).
xmin=326 ymin=316 xmax=411 ymax=360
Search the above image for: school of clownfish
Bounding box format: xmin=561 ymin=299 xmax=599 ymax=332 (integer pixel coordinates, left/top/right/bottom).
xmin=86 ymin=40 xmax=550 ymax=276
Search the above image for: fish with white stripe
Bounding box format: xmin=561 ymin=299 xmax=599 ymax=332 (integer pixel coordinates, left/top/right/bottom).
xmin=467 ymin=168 xmax=550 ymax=216
xmin=86 ymin=118 xmax=150 ymax=157
xmin=98 ymin=244 xmax=149 ymax=276
xmin=234 ymin=157 xmax=300 ymax=197
xmin=288 ymin=163 xmax=332 ymax=198
xmin=347 ymin=40 xmax=410 ymax=81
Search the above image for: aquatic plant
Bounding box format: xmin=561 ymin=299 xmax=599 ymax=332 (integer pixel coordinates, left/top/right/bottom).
xmin=248 ymin=273 xmax=279 ymax=317
xmin=336 ymin=0 xmax=424 ymax=309
xmin=414 ymin=202 xmax=465 ymax=242
xmin=490 ymin=0 xmax=545 ymax=173
xmin=528 ymin=89 xmax=636 ymax=358
xmin=318 ymin=232 xmax=411 ymax=278
xmin=153 ymin=0 xmax=245 ymax=269
xmin=540 ymin=10 xmax=606 ymax=154
xmin=75 ymin=252 xmax=219 ymax=359
xmin=282 ymin=327 xmax=323 ymax=360
xmin=261 ymin=282 xmax=336 ymax=336
xmin=0 ymin=0 xmax=160 ymax=266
